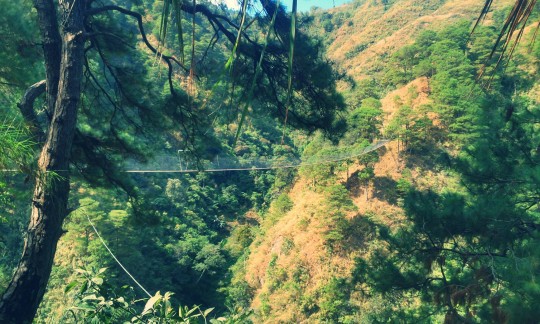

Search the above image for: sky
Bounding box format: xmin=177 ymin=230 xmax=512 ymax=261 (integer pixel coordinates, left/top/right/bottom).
xmin=287 ymin=0 xmax=353 ymax=12
xmin=213 ymin=0 xmax=352 ymax=12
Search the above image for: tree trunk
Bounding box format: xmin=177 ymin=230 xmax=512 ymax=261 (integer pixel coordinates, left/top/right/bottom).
xmin=33 ymin=0 xmax=62 ymax=118
xmin=0 ymin=0 xmax=85 ymax=322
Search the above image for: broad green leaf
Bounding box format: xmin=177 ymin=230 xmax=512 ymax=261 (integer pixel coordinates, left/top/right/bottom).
xmin=184 ymin=305 xmax=198 ymax=316
xmin=164 ymin=291 xmax=174 ymax=300
xmin=71 ymin=306 xmax=95 ymax=312
xmin=82 ymin=294 xmax=98 ymax=301
xmin=79 ymin=281 xmax=88 ymax=294
xmin=142 ymin=291 xmax=162 ymax=315
xmin=64 ymin=281 xmax=78 ymax=294
xmin=203 ymin=307 xmax=214 ymax=317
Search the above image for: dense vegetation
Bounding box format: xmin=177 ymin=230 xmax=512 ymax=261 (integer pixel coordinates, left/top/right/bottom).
xmin=355 ymin=20 xmax=540 ymax=322
xmin=1 ymin=0 xmax=539 ymax=323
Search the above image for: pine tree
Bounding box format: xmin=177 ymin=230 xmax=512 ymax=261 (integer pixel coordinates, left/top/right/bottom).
xmin=0 ymin=0 xmax=345 ymax=321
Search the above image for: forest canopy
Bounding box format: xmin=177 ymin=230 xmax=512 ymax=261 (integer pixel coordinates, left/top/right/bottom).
xmin=1 ymin=0 xmax=539 ymax=323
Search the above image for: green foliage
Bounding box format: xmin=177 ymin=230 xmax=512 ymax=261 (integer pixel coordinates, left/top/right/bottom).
xmin=342 ymin=97 xmax=383 ymax=144
xmin=0 ymin=122 xmax=34 ymax=290
xmin=264 ymin=192 xmax=294 ymax=226
xmin=299 ymin=134 xmax=338 ymax=186
xmin=345 ymin=42 xmax=373 ymax=59
xmin=63 ymin=268 xmax=223 ymax=323
xmin=3 ymin=0 xmax=539 ymax=322
xmin=383 ymin=45 xmax=421 ymax=85
xmin=0 ymin=0 xmax=42 ymax=100
xmin=357 ymin=166 xmax=374 ymax=185
xmin=318 ymin=277 xmax=357 ymax=323
xmin=0 ymin=122 xmax=34 ymax=171
xmin=223 ymin=280 xmax=254 ymax=312
xmin=227 ymin=225 xmax=254 ymax=256
xmin=357 ymin=19 xmax=540 ymax=322
xmin=347 ymin=79 xmax=383 ymax=106
xmin=322 ymin=184 xmax=357 ymax=248
xmin=272 ymin=193 xmax=293 ymax=215
xmin=395 ymin=169 xmax=412 ymax=205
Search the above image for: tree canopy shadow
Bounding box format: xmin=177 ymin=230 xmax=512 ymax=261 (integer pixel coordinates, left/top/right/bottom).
xmin=372 ymin=176 xmax=398 ymax=205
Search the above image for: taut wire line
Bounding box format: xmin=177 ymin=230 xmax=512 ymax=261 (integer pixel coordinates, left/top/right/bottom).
xmin=83 ymin=209 xmax=153 ymax=298
xmin=0 ymin=140 xmax=390 ymax=174
xmin=125 ymin=140 xmax=389 ymax=173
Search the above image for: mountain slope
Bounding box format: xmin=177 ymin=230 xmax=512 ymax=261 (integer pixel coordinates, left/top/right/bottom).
xmin=234 ymin=0 xmax=540 ymax=322
xmin=308 ymin=0 xmax=513 ymax=80
xmin=239 ymin=77 xmax=431 ymax=322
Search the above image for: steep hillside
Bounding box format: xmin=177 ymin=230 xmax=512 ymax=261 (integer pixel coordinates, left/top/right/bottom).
xmin=308 ymin=0 xmax=513 ymax=81
xmin=238 ymin=77 xmax=435 ymax=322
xmin=234 ymin=1 xmax=540 ymax=322
xmin=3 ymin=0 xmax=539 ymax=322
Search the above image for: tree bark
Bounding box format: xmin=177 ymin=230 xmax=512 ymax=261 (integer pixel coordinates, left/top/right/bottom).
xmin=0 ymin=0 xmax=86 ymax=322
xmin=17 ymin=80 xmax=46 ymax=141
xmin=32 ymin=0 xmax=61 ymax=118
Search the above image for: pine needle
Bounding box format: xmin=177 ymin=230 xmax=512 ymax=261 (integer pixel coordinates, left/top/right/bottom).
xmin=172 ymin=0 xmax=185 ymax=64
xmin=198 ymin=0 xmax=249 ymax=112
xmin=233 ymin=0 xmax=281 ymax=145
xmin=473 ymin=0 xmax=538 ymax=87
xmin=225 ymin=0 xmax=249 ymax=71
xmin=281 ymin=0 xmax=297 ymax=145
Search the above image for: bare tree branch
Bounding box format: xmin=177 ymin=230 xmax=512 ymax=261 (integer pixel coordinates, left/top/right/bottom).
xmin=17 ymin=80 xmax=46 ymax=141
xmin=85 ymin=5 xmax=188 ymax=97
xmin=84 ymin=31 xmax=135 ymax=49
xmin=32 ymin=0 xmax=62 ymax=117
xmin=86 ymin=4 xmax=265 ymax=63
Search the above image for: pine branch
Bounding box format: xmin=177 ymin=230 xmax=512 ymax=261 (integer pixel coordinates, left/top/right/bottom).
xmin=17 ymin=80 xmax=46 ymax=141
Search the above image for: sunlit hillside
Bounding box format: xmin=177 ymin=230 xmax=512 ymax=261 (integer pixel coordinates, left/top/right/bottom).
xmin=1 ymin=0 xmax=539 ymax=322
xmin=238 ymin=0 xmax=540 ymax=322
xmin=308 ymin=0 xmax=514 ymax=80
